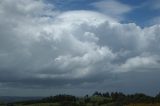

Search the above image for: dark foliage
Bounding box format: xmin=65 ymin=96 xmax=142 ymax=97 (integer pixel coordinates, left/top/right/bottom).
xmin=41 ymin=94 xmax=77 ymax=103
xmin=10 ymin=92 xmax=160 ymax=106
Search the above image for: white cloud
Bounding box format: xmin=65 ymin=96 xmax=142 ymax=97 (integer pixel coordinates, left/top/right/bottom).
xmin=150 ymin=17 xmax=160 ymax=25
xmin=91 ymin=0 xmax=133 ymax=20
xmin=139 ymin=0 xmax=160 ymax=10
xmin=151 ymin=0 xmax=160 ymax=10
xmin=119 ymin=55 xmax=160 ymax=72
xmin=0 ymin=0 xmax=160 ymax=94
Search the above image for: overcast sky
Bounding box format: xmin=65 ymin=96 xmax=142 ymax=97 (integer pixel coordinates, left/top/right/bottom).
xmin=0 ymin=0 xmax=160 ymax=97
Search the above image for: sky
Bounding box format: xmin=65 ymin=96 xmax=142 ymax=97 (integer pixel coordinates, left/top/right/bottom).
xmin=0 ymin=0 xmax=160 ymax=97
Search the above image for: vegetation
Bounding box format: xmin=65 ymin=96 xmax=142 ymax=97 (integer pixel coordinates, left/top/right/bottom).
xmin=1 ymin=92 xmax=160 ymax=106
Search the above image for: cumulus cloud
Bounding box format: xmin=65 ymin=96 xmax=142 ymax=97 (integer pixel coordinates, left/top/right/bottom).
xmin=119 ymin=55 xmax=160 ymax=72
xmin=0 ymin=0 xmax=160 ymax=96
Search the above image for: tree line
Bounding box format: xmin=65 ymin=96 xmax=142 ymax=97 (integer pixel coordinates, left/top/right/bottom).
xmin=7 ymin=91 xmax=160 ymax=106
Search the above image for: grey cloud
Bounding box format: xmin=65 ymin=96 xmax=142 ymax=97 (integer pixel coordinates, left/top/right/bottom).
xmin=0 ymin=0 xmax=160 ymax=96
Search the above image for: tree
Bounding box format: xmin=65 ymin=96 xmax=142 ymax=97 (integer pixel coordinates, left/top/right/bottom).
xmin=155 ymin=92 xmax=160 ymax=102
xmin=156 ymin=92 xmax=160 ymax=98
xmin=93 ymin=91 xmax=102 ymax=96
xmin=103 ymin=92 xmax=110 ymax=97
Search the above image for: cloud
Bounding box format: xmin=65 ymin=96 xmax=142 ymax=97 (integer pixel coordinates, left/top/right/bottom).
xmin=119 ymin=55 xmax=160 ymax=72
xmin=91 ymin=0 xmax=133 ymax=20
xmin=0 ymin=0 xmax=160 ymax=96
xmin=150 ymin=0 xmax=160 ymax=10
xmin=149 ymin=17 xmax=160 ymax=25
xmin=138 ymin=0 xmax=160 ymax=10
